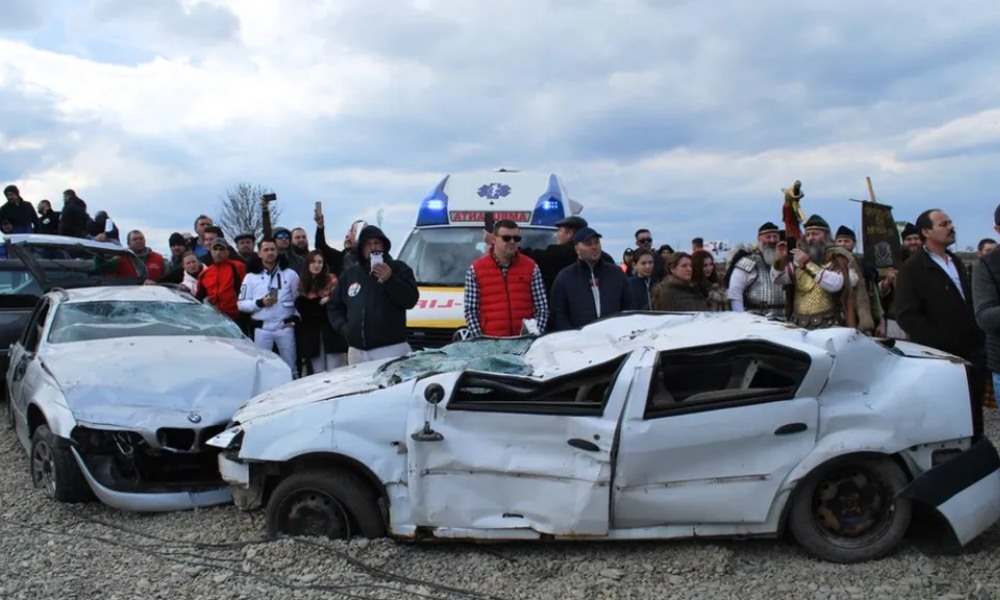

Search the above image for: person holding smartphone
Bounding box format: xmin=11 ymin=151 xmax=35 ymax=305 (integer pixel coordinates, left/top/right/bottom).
xmin=238 ymin=237 xmax=301 ymax=376
xmin=328 ymin=225 xmax=419 ymax=365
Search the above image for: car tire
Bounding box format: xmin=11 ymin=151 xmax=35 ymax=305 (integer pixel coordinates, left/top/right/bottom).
xmin=265 ymin=469 xmax=386 ymax=540
xmin=788 ymin=455 xmax=912 ymax=563
xmin=29 ymin=424 xmax=93 ymax=503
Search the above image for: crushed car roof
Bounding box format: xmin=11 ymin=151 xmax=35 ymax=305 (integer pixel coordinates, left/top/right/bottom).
xmin=55 ymin=285 xmax=195 ymax=304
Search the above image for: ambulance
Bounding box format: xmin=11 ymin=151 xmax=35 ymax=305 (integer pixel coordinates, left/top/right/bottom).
xmin=395 ymin=170 xmax=583 ymax=349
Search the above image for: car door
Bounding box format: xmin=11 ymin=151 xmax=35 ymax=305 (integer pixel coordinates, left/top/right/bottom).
xmin=8 ymin=298 xmax=51 ymax=446
xmin=405 ymin=350 xmax=644 ymax=537
xmin=612 ymin=340 xmax=832 ymax=528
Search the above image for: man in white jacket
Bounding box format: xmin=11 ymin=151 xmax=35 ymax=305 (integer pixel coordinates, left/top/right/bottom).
xmin=238 ymin=238 xmax=300 ymax=375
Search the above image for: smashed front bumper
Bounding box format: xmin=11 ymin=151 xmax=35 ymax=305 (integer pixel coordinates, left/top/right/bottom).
xmin=70 ymin=447 xmax=232 ymax=512
xmin=901 ymin=437 xmax=1000 ymax=545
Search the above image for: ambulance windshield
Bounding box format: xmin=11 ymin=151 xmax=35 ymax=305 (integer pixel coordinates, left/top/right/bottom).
xmin=397 ymin=226 xmax=557 ymax=286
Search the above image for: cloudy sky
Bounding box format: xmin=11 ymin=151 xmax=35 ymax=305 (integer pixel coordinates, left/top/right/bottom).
xmin=3 ymin=0 xmax=1000 ymax=256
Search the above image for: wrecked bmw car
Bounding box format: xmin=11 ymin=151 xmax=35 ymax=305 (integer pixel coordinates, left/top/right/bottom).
xmin=7 ymin=285 xmax=292 ymax=511
xmin=210 ymin=312 xmax=1000 ymax=563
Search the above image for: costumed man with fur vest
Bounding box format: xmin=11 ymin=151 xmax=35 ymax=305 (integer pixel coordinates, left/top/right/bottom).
xmin=726 ymin=221 xmax=786 ymax=319
xmin=834 ymin=225 xmax=884 ymax=336
xmin=773 ymin=215 xmax=873 ymax=331
xmin=328 ymin=225 xmax=419 ymax=365
xmin=463 ymin=219 xmax=548 ymax=338
xmin=238 ymin=238 xmax=301 ymax=376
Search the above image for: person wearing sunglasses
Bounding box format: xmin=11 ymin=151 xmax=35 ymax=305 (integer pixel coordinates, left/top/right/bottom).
xmin=635 ymin=228 xmax=666 ymax=281
xmin=464 ymin=219 xmax=548 ymax=338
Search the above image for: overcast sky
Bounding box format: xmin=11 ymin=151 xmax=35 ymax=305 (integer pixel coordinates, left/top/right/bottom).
xmin=3 ymin=0 xmax=999 ymax=256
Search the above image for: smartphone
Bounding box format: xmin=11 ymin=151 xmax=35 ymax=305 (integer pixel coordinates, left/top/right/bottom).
xmin=369 ymin=251 xmax=384 ymax=269
xmin=262 ymin=193 xmax=277 ymax=202
xmin=104 ymin=218 xmax=115 ymax=234
xmin=268 ymin=287 xmax=278 ymax=298
xmin=315 ymin=201 xmax=323 ymax=217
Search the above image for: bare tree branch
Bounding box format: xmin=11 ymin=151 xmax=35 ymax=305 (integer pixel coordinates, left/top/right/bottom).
xmin=216 ymin=183 xmax=282 ymax=242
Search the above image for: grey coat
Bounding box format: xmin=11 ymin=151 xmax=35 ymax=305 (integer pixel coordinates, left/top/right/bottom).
xmin=973 ymin=252 xmax=1000 ymax=372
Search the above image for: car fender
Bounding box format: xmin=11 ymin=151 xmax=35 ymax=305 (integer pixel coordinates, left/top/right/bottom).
xmin=28 ymin=383 xmax=77 ymax=439
xmin=779 ymin=428 xmax=909 ymax=492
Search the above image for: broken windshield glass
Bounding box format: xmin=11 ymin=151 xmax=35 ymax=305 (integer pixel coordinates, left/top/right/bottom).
xmin=376 ymin=337 xmax=535 ymax=384
xmin=47 ymin=300 xmax=245 ymax=344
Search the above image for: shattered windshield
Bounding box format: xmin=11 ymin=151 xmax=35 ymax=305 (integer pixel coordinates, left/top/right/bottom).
xmin=377 ymin=337 xmax=536 ymax=384
xmin=397 ymin=226 xmax=557 ymax=286
xmin=47 ymin=300 xmax=245 ymax=344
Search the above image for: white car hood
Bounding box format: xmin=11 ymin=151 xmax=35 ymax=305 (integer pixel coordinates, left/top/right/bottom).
xmin=234 ymin=357 xmax=393 ymax=423
xmin=43 ymin=336 xmax=292 ymax=429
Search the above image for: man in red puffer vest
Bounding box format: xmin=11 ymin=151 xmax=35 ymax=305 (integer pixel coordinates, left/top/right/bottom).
xmin=463 ymin=219 xmax=549 ymax=338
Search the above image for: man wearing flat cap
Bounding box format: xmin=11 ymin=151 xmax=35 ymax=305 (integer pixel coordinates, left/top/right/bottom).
xmin=550 ymin=227 xmax=635 ymax=331
xmin=900 ymin=222 xmax=921 ymax=260
xmin=233 ymin=232 xmax=256 ymax=263
xmin=727 ymin=221 xmax=786 ymax=319
xmin=835 ymin=225 xmax=884 ymax=336
xmin=521 ymin=215 xmax=613 ymax=296
xmin=774 ymin=215 xmax=872 ymax=331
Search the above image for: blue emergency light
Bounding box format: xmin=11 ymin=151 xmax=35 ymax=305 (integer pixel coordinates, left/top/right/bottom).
xmin=530 ymin=174 xmax=566 ymax=226
xmin=416 ymin=176 xmax=450 ymax=226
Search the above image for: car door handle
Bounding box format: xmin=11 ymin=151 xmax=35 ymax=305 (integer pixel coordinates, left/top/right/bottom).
xmin=567 ymin=438 xmax=600 ymax=452
xmin=774 ymin=423 xmax=808 ymax=435
xmin=12 ymin=361 xmax=27 ymax=381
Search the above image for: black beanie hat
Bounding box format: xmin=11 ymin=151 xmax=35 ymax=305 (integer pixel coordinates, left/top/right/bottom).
xmin=835 ymin=225 xmax=856 ymax=241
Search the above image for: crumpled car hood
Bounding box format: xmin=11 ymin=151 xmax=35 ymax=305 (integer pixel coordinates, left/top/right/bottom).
xmin=44 ymin=337 xmax=292 ymax=429
xmin=234 ymin=357 xmax=392 ymax=423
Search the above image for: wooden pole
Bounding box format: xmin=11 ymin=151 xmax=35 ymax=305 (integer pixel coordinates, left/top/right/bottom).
xmin=866 ymin=176 xmax=877 ymax=203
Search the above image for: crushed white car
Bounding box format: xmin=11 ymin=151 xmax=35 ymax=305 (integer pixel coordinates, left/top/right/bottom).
xmin=7 ymin=285 xmax=292 ymax=511
xmin=210 ymin=312 xmax=1000 ymax=563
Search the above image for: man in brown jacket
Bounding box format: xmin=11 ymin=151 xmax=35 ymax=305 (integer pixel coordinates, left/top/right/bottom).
xmin=894 ymin=208 xmax=986 ymax=438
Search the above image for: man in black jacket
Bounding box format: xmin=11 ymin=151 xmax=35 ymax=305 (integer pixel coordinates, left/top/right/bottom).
xmin=58 ymin=189 xmax=91 ymax=238
xmin=894 ymin=208 xmax=986 ymax=437
xmin=1 ymin=185 xmax=38 ymax=234
xmin=973 ymin=204 xmax=1000 ymax=409
xmin=550 ymin=227 xmax=635 ymax=331
xmin=328 ymin=225 xmax=419 ymax=365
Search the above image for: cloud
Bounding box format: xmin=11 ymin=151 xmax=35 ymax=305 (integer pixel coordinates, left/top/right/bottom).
xmin=0 ymin=0 xmax=48 ymax=31
xmin=3 ymin=1 xmax=1000 ymax=254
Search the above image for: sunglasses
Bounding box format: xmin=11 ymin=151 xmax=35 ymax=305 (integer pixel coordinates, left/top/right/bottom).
xmin=275 ymin=234 xmax=290 ymax=240
xmin=499 ymin=235 xmax=522 ymax=243
xmin=637 ymin=237 xmax=652 ymax=244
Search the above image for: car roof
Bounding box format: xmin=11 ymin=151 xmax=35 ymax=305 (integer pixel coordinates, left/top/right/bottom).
xmin=3 ymin=234 xmax=132 ymax=253
xmin=521 ymin=312 xmax=865 ymax=378
xmin=53 ymin=285 xmax=194 ymax=305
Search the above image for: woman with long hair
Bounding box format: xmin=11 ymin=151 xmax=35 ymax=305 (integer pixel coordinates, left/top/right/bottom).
xmin=296 ymin=251 xmax=348 ymax=374
xmin=652 ymin=252 xmax=709 ymax=312
xmin=691 ymin=249 xmax=728 ymax=311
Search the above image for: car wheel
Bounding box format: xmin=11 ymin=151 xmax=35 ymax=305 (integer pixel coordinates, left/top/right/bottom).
xmin=788 ymin=455 xmax=912 ymax=563
xmin=265 ymin=469 xmax=386 ymax=540
xmin=29 ymin=424 xmax=92 ymax=503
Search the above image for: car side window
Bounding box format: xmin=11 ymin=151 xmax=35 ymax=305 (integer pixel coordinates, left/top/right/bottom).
xmin=644 ymin=341 xmax=811 ymax=419
xmin=21 ymin=300 xmax=51 ymax=354
xmin=446 ymin=354 xmax=628 ymax=417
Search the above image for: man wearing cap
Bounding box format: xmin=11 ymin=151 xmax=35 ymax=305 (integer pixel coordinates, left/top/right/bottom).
xmin=165 ymin=232 xmax=189 ymax=273
xmin=520 ymin=215 xmax=587 ymax=295
xmin=900 ymin=222 xmax=921 ymax=260
xmin=197 ymin=236 xmax=247 ymax=323
xmin=974 ymin=204 xmax=1000 ymax=411
xmin=233 ymin=232 xmax=256 ymax=263
xmin=835 ymin=225 xmax=882 ymax=335
xmin=773 ymin=215 xmax=868 ymax=330
xmin=464 ymin=219 xmax=548 ymax=338
xmin=727 ymin=222 xmax=786 ymax=319
xmin=550 ymin=227 xmax=635 ymax=331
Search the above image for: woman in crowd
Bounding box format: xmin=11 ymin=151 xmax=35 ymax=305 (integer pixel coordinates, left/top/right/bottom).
xmin=620 ymin=248 xmax=635 ymax=277
xmin=296 ymin=250 xmax=348 ymax=375
xmin=652 ymin=252 xmax=709 ymax=312
xmin=627 ymin=248 xmax=659 ymax=310
xmin=692 ymin=249 xmax=728 ymax=311
xmin=178 ymin=251 xmax=204 ymax=296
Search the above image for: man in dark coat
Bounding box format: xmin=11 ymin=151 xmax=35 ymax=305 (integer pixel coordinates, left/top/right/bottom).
xmin=58 ymin=189 xmax=91 ymax=238
xmin=550 ymin=227 xmax=635 ymax=331
xmin=973 ymin=204 xmax=1000 ymax=409
xmin=894 ymin=208 xmax=986 ymax=438
xmin=328 ymin=225 xmax=420 ymax=365
xmin=1 ymin=185 xmax=38 ymax=234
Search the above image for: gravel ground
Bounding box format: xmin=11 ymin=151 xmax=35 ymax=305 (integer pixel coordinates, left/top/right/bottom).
xmin=2 ymin=414 xmax=1000 ymax=600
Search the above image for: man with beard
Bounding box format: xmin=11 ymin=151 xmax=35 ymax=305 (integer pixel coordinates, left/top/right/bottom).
xmin=234 ymin=232 xmax=256 ymax=263
xmin=0 ymin=185 xmax=38 ymax=234
xmin=291 ymin=228 xmax=310 ymax=255
xmin=896 ymin=209 xmax=985 ymax=438
xmin=59 ymin=189 xmax=91 ymax=239
xmin=901 ymin=222 xmax=921 ymax=259
xmin=834 ymin=225 xmax=882 ymax=335
xmin=773 ymin=215 xmax=866 ymax=330
xmin=165 ymin=232 xmax=189 ymax=273
xmin=727 ymin=222 xmax=785 ymax=319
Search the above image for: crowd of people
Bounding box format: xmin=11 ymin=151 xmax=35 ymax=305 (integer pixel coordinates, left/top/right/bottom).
xmin=4 ymin=183 xmax=1000 ymax=435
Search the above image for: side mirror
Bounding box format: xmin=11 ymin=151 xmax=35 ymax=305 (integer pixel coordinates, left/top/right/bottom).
xmin=424 ymin=383 xmax=445 ymax=405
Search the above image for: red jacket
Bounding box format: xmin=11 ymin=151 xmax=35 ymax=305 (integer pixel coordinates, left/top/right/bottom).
xmin=473 ymin=251 xmax=536 ymax=337
xmin=116 ymin=250 xmax=165 ymax=281
xmin=196 ymin=259 xmax=246 ymax=318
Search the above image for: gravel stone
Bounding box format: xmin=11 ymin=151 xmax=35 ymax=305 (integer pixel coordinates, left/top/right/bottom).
xmin=4 ymin=408 xmax=1000 ymax=599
